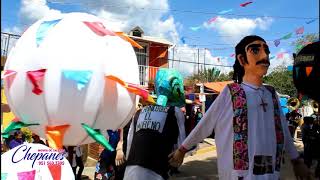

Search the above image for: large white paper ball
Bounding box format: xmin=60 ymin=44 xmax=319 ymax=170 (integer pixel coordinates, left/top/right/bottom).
xmin=4 ymin=12 xmax=139 ymax=145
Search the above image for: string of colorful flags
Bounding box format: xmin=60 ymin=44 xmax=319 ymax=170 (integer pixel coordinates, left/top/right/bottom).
xmin=273 ymin=26 xmax=309 ymax=48
xmin=181 ymin=0 xmax=318 ymax=64
xmin=187 ymin=1 xmax=255 ymax=33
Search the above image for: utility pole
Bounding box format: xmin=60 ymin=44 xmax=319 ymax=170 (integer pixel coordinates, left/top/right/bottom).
xmin=204 ymin=48 xmax=206 ymax=82
xmin=172 ymin=46 xmax=175 ymax=68
xmin=197 ymin=48 xmax=200 ymax=75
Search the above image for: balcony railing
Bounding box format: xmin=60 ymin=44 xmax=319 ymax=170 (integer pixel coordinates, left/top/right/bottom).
xmin=138 ymin=65 xmax=167 ymax=86
xmin=1 ymin=32 xmax=20 ymax=57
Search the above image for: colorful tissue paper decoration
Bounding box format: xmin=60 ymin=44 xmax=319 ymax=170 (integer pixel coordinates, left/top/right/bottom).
xmin=189 ymin=26 xmax=202 ymax=31
xmin=240 ymin=1 xmax=253 ymax=7
xmin=274 ymin=39 xmax=280 ymax=47
xmin=280 ymin=33 xmax=292 ymax=40
xmin=48 ymin=164 xmax=62 ymax=180
xmin=45 ymin=124 xmax=70 ymax=149
xmin=17 ymin=170 xmax=36 ymax=180
xmin=218 ymin=9 xmax=233 ymax=14
xmin=180 ymin=37 xmax=186 ymax=44
xmin=115 ymin=32 xmax=143 ymax=49
xmin=157 ymin=49 xmax=168 ymax=58
xmin=36 ymin=19 xmax=61 ymax=47
xmin=81 ymin=123 xmax=114 ymax=151
xmin=62 ymin=70 xmax=93 ymax=91
xmin=105 ymin=75 xmax=155 ymax=104
xmin=306 ymin=19 xmax=316 ymax=24
xmin=2 ymin=70 xmax=17 ymax=88
xmin=208 ymin=17 xmax=218 ymax=24
xmin=26 ymin=69 xmax=47 ymax=95
xmin=277 ymin=53 xmax=285 ymax=59
xmin=3 ymin=12 xmax=140 ymax=146
xmin=83 ymin=21 xmax=116 ymax=36
xmin=2 ymin=121 xmax=39 ymax=138
xmin=295 ymin=26 xmax=304 ymax=35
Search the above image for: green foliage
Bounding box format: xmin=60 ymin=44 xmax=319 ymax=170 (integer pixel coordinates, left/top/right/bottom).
xmin=263 ymin=66 xmax=297 ymax=97
xmin=186 ymin=67 xmax=233 ymax=84
xmin=20 ymin=127 xmax=33 ymax=142
xmin=291 ymin=33 xmax=319 ymax=53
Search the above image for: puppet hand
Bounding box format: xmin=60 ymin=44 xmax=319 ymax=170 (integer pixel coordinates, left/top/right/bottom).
xmin=115 ymin=149 xmax=125 ymax=166
xmin=168 ymin=149 xmax=185 ymax=168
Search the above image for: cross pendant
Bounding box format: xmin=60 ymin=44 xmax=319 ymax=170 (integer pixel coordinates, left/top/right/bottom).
xmin=260 ymin=99 xmax=268 ymax=112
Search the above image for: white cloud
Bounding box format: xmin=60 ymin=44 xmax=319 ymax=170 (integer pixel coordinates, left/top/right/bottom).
xmin=3 ymin=26 xmax=22 ymax=34
xmin=203 ymin=16 xmax=273 ymax=44
xmin=90 ymin=0 xmax=179 ymax=44
xmin=1 ymin=27 xmax=21 ymax=56
xmin=20 ymin=0 xmax=62 ymax=26
xmin=255 ymin=17 xmax=273 ymax=30
xmin=169 ymin=46 xmax=233 ymax=77
xmin=269 ymin=48 xmax=294 ymax=72
xmin=15 ymin=0 xmax=236 ymax=76
xmin=18 ymin=0 xmax=179 ymax=44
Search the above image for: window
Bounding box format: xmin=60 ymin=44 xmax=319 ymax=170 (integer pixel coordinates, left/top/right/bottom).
xmin=132 ymin=30 xmax=142 ymax=37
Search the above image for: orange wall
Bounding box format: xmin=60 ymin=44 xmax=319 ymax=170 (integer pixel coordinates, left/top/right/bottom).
xmin=148 ymin=43 xmax=169 ymax=80
xmin=149 ymin=43 xmax=168 ymax=67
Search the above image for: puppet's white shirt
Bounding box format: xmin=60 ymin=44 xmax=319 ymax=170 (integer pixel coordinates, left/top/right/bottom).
xmin=182 ymin=82 xmax=299 ymax=180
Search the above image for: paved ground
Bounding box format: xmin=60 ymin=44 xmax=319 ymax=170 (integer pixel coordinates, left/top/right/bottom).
xmin=81 ymin=138 xmax=313 ymax=180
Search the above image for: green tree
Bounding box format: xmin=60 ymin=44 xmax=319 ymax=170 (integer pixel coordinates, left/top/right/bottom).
xmin=263 ymin=65 xmax=297 ymax=97
xmin=291 ymin=33 xmax=319 ymax=53
xmin=186 ymin=67 xmax=233 ymax=83
xmin=216 ymin=71 xmax=233 ymax=81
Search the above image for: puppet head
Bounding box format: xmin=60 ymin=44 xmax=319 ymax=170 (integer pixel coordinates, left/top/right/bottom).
xmin=233 ymin=35 xmax=270 ymax=83
xmin=293 ymin=41 xmax=320 ymax=102
xmin=155 ymin=69 xmax=185 ymax=107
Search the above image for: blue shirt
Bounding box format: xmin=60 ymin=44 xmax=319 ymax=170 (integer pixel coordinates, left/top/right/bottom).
xmin=9 ymin=139 xmax=23 ymax=149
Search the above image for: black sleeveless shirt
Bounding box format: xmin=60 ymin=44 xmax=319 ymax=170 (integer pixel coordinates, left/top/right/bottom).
xmin=126 ymin=105 xmax=179 ymax=179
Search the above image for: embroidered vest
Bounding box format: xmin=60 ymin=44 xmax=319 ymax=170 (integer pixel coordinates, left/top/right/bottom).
xmin=227 ymin=83 xmax=284 ymax=171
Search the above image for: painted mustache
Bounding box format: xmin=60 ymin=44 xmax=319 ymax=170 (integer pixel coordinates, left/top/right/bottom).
xmin=256 ymin=59 xmax=270 ymax=66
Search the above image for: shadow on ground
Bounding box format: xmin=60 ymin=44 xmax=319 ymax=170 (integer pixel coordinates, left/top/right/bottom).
xmin=171 ymin=156 xmax=219 ymax=180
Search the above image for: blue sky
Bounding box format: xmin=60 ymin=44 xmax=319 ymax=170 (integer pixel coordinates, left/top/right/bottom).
xmin=1 ymin=0 xmax=319 ymax=74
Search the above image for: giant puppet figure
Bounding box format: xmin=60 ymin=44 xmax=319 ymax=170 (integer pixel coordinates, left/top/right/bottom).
xmin=124 ymin=69 xmax=186 ymax=180
xmin=293 ymin=41 xmax=320 ymax=177
xmin=2 ymin=13 xmax=154 ymax=149
xmin=168 ymin=35 xmax=311 ymax=179
xmin=293 ymin=41 xmax=320 ymax=103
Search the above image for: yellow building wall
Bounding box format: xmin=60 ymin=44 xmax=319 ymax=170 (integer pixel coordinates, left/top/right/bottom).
xmin=1 ymin=87 xmax=15 ymax=128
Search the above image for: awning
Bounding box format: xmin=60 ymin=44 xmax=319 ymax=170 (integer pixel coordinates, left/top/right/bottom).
xmin=204 ymin=81 xmax=233 ymax=93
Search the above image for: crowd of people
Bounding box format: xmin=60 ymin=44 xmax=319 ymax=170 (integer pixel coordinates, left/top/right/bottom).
xmin=1 ymin=35 xmax=319 ymax=180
